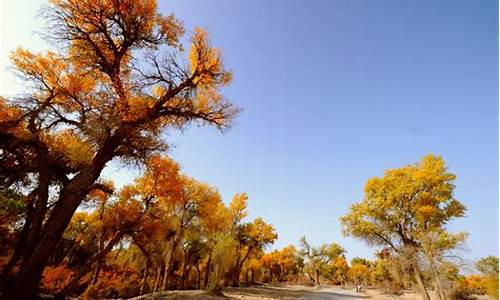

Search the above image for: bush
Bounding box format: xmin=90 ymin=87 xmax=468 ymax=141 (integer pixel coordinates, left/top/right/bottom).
xmin=81 ymin=268 xmax=141 ymax=299
xmin=479 ymin=276 xmax=499 ymax=300
xmin=40 ymin=264 xmax=75 ymax=294
xmin=448 ymin=275 xmax=486 ymax=300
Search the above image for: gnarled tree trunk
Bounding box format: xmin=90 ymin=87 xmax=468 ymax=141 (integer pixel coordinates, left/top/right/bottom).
xmin=6 ymin=136 xmax=121 ymax=300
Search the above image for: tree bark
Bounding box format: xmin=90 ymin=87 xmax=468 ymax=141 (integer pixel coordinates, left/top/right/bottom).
xmin=413 ymin=264 xmax=431 ymax=300
xmin=231 ymin=243 xmax=241 ymax=286
xmin=163 ymin=212 xmax=185 ymax=291
xmin=153 ymin=266 xmax=161 ymax=293
xmin=204 ymin=253 xmax=212 ymax=289
xmin=233 ymin=246 xmax=253 ymax=286
xmin=140 ymin=264 xmax=149 ymax=295
xmin=163 ymin=236 xmax=181 ymax=291
xmin=91 ymin=243 xmax=104 ymax=285
xmin=0 ymin=191 xmax=36 ymax=281
xmin=22 ymin=168 xmax=50 ymax=263
xmin=180 ymin=248 xmax=192 ymax=289
xmin=429 ymin=258 xmax=447 ymax=300
xmin=6 ymin=135 xmax=121 ymax=300
xmin=195 ymin=262 xmax=201 ymax=289
xmin=55 ymin=232 xmax=124 ymax=299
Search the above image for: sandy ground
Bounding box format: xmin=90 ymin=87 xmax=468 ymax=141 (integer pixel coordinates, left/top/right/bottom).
xmin=129 ymin=285 xmax=424 ymax=300
xmin=224 ymin=285 xmax=421 ymax=300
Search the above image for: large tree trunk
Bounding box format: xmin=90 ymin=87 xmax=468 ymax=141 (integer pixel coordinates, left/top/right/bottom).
xmin=6 ymin=136 xmax=120 ymax=300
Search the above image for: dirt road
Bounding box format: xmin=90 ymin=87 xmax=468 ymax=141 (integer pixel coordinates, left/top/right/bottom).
xmin=130 ymin=285 xmax=421 ymax=300
xmin=225 ymin=285 xmax=372 ymax=300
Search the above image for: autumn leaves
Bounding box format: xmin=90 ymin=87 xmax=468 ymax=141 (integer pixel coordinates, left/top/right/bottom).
xmin=43 ymin=155 xmax=277 ymax=297
xmin=0 ymin=0 xmax=496 ymax=300
xmin=0 ymin=0 xmax=238 ymax=298
xmin=341 ymin=155 xmax=470 ymax=300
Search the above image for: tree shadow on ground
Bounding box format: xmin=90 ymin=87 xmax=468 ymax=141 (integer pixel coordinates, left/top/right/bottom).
xmin=224 ymin=285 xmax=371 ymax=300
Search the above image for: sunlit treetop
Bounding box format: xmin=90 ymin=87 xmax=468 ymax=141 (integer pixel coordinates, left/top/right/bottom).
xmin=229 ymin=193 xmax=249 ymax=227
xmin=0 ymin=1 xmax=240 ymax=296
xmin=1 ymin=0 xmax=238 ymax=189
xmin=341 ymin=154 xmax=466 ymax=251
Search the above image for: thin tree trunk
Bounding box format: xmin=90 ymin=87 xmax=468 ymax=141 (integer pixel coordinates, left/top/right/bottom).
xmin=163 ymin=236 xmax=181 ymax=291
xmin=195 ymin=263 xmax=201 ymax=289
xmin=435 ymin=277 xmax=447 ymax=300
xmin=20 ymin=167 xmax=50 ymax=264
xmin=232 ymin=245 xmax=241 ymax=286
xmin=429 ymin=258 xmax=447 ymax=300
xmin=161 ymin=253 xmax=170 ymax=291
xmin=91 ymin=252 xmax=103 ymax=285
xmin=140 ymin=264 xmax=149 ymax=295
xmin=413 ymin=264 xmax=431 ymax=300
xmin=163 ymin=213 xmax=185 ymax=291
xmin=0 ymin=191 xmax=36 ymax=280
xmin=204 ymin=254 xmax=212 ymax=289
xmin=233 ymin=246 xmax=253 ymax=286
xmin=153 ymin=266 xmax=161 ymax=293
xmin=180 ymin=248 xmax=191 ymax=289
xmin=56 ymin=232 xmax=125 ymax=299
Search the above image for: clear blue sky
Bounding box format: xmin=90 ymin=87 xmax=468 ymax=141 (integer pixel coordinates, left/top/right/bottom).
xmin=1 ymin=1 xmax=498 ymax=265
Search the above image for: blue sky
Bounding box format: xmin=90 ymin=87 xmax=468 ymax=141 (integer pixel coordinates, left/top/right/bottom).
xmin=1 ymin=1 xmax=498 ymax=264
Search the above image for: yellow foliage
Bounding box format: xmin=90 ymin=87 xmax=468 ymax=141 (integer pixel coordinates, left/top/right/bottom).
xmin=137 ymin=154 xmax=183 ymax=205
xmin=230 ymin=193 xmax=249 ymax=226
xmin=42 ymin=130 xmax=94 ymax=168
xmin=348 ymin=263 xmax=369 ymax=281
xmin=341 ymin=154 xmax=466 ymax=250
